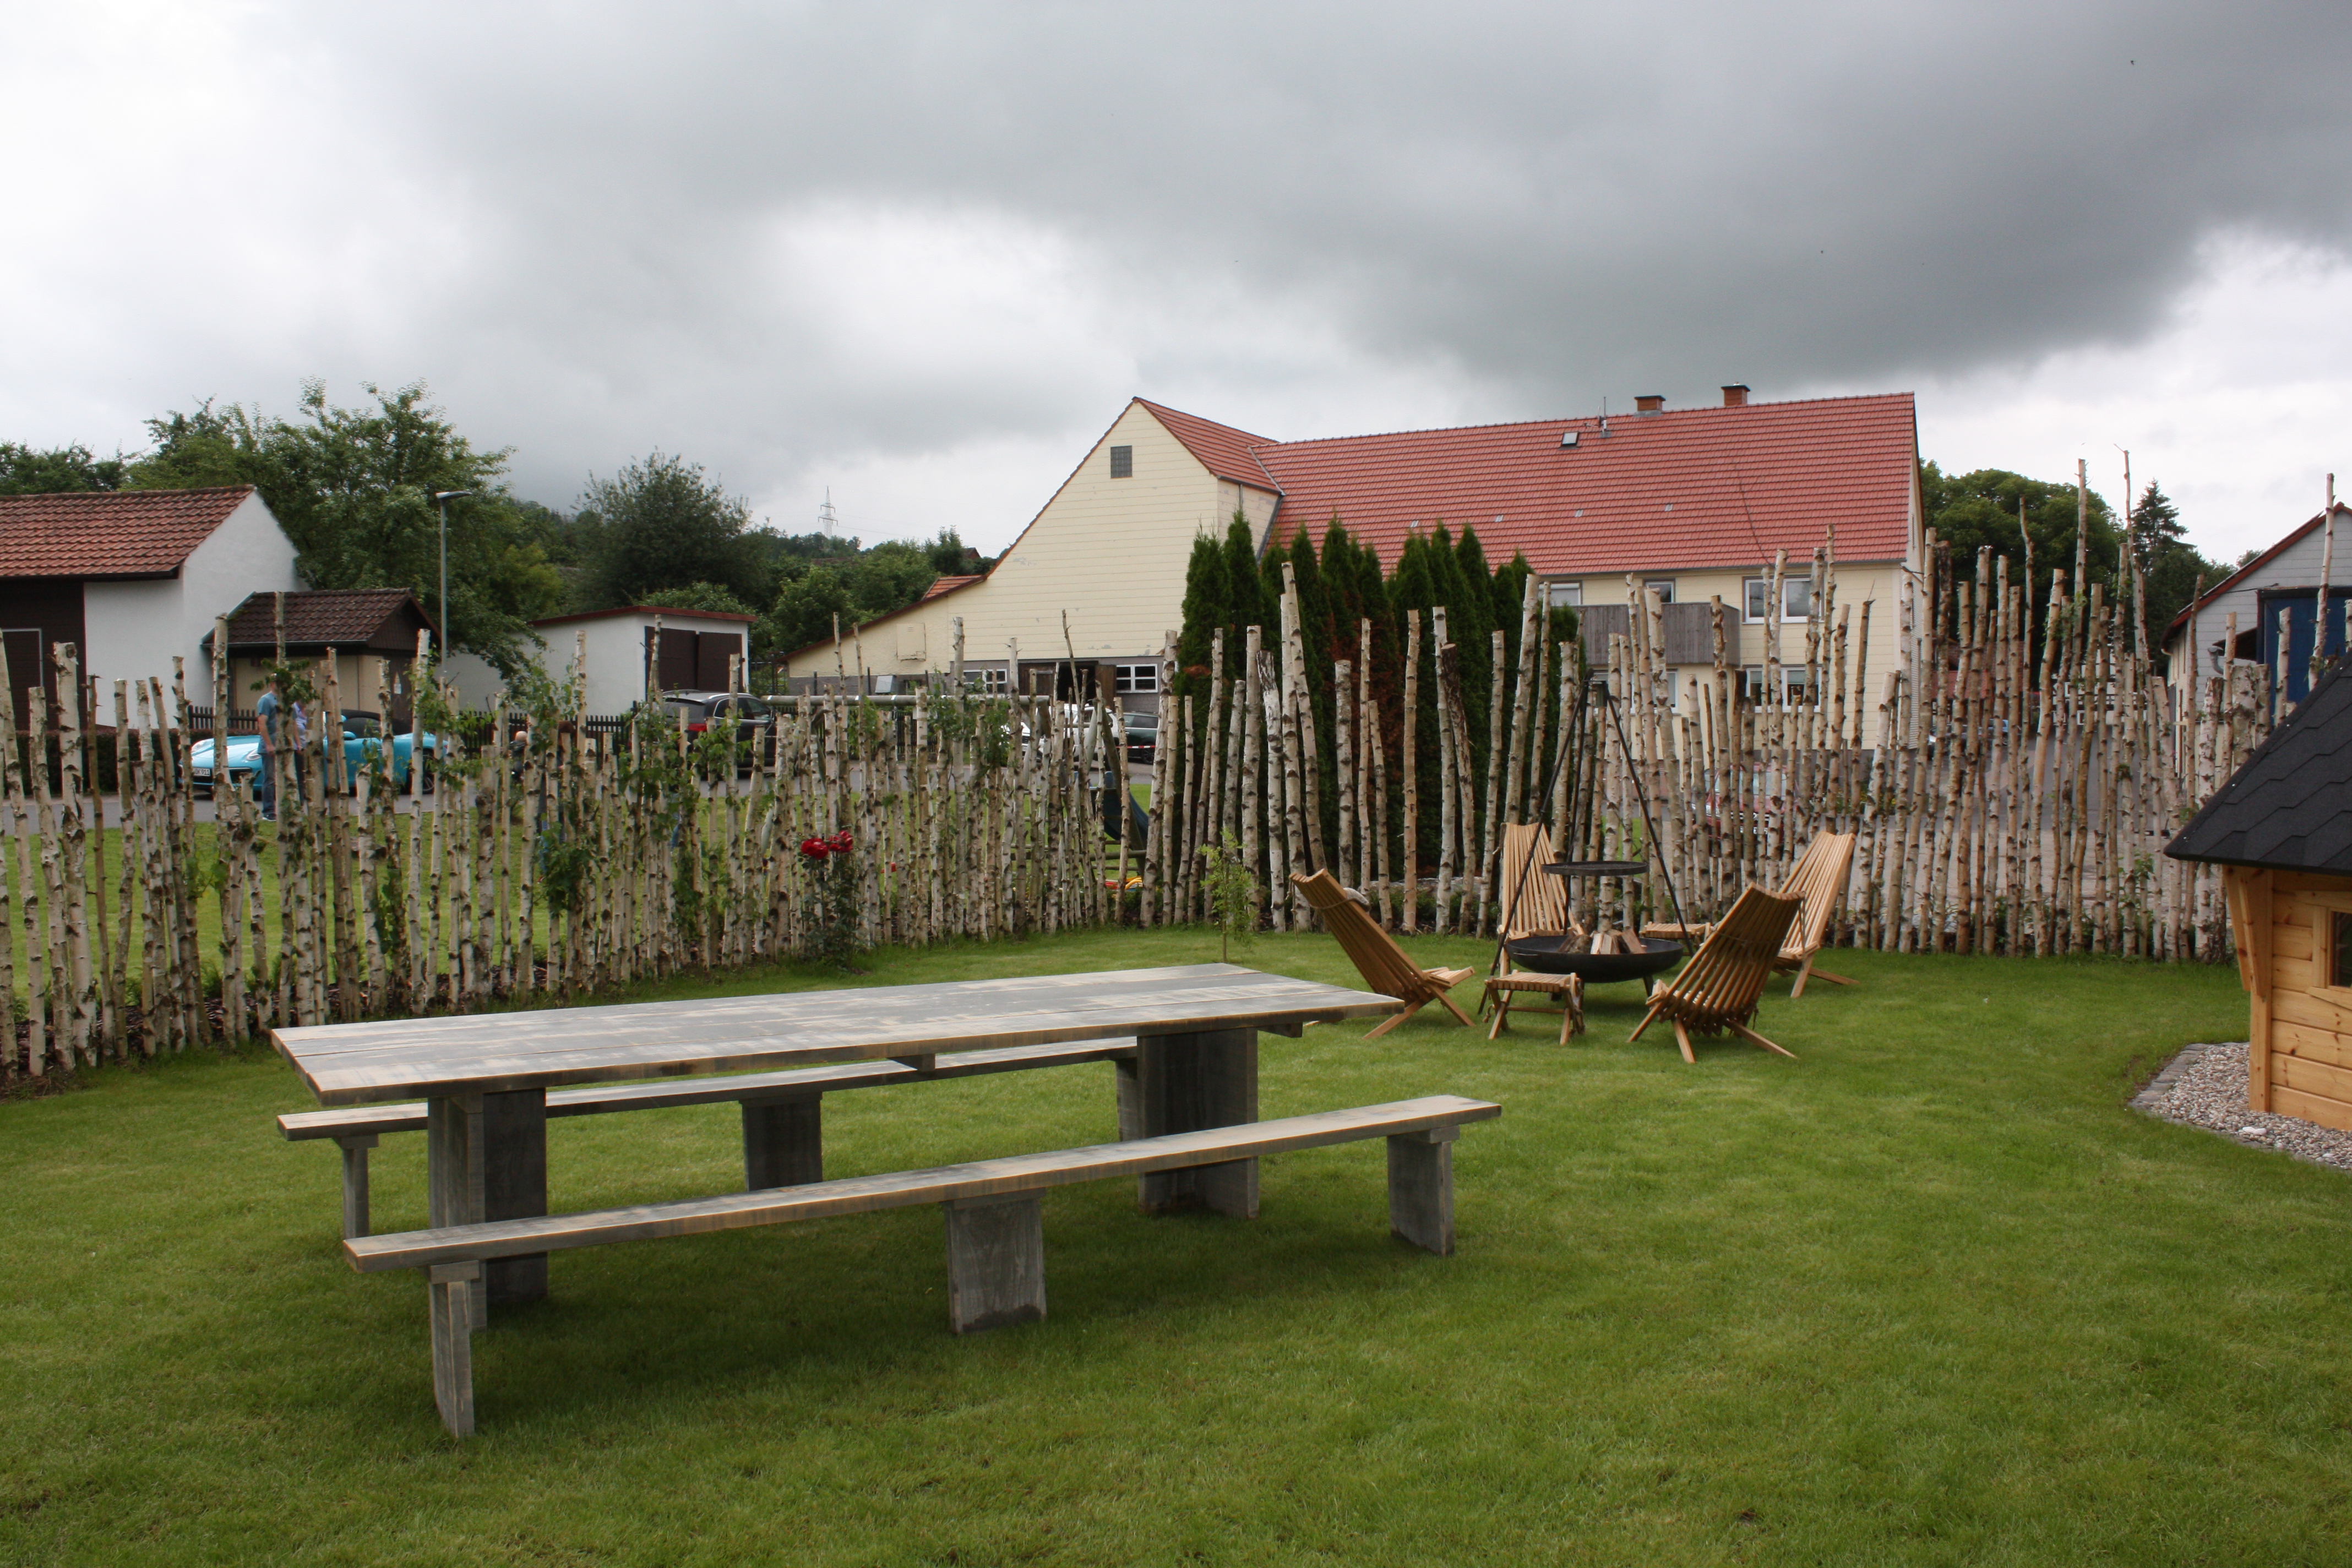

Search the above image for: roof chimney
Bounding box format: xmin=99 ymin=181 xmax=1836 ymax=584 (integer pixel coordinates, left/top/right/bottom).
xmin=1721 ymin=384 xmax=1749 ymax=407
xmin=1635 ymin=394 xmax=1664 ymax=413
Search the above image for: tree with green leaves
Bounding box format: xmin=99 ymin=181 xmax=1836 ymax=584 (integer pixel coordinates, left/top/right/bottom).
xmin=640 ymin=581 xmax=759 ymax=617
xmin=1922 ymin=461 xmax=2223 ymax=668
xmin=1173 ymin=530 xmax=1231 ymax=699
xmin=130 ymin=383 xmax=565 ymax=672
xmin=762 ymin=567 xmax=858 ymax=656
xmin=2126 ymin=482 xmax=2226 ymax=656
xmin=576 ymin=452 xmax=772 ymax=612
xmin=0 ymin=443 xmax=127 ymax=494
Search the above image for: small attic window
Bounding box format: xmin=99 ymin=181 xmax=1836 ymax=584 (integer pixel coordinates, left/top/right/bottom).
xmin=1109 ymin=445 xmax=1133 ymax=479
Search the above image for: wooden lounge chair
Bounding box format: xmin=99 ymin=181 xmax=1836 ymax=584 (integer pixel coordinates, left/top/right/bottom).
xmin=1641 ymin=829 xmax=1857 ymax=998
xmin=1630 ymin=885 xmax=1803 ymax=1063
xmin=1481 ymin=824 xmax=1585 ymax=1043
xmin=1770 ymin=830 xmax=1856 ymax=997
xmin=1291 ymin=869 xmax=1478 ymax=1038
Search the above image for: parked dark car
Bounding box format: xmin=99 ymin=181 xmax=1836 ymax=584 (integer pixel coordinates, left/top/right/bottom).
xmin=659 ymin=690 xmax=775 ymax=769
xmin=1123 ymin=711 xmax=1158 ymax=764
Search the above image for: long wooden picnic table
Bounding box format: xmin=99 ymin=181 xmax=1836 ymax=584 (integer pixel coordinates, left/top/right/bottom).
xmin=273 ymin=964 xmax=1401 ymax=1316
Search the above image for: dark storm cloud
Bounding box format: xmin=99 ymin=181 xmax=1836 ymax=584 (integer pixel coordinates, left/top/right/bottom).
xmin=324 ymin=1 xmax=2352 ymax=468
xmin=10 ymin=2 xmax=2351 ymax=515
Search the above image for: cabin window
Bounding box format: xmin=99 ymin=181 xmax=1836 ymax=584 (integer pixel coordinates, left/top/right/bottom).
xmin=1744 ymin=576 xmax=1817 ymax=623
xmin=1109 ymin=445 xmax=1133 ymax=478
xmin=1113 ymin=663 xmax=1159 ymax=694
xmin=2334 ymin=910 xmax=2352 ymax=989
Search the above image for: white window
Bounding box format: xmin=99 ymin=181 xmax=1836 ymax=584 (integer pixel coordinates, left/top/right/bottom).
xmin=1114 ymin=662 xmax=1159 ymax=694
xmin=974 ymin=667 xmax=1010 ymax=693
xmin=1743 ymin=576 xmax=1817 ymax=623
xmin=1739 ymin=666 xmax=1815 ymax=700
xmin=1645 ymin=579 xmax=1676 ymax=603
xmin=1544 ymin=580 xmax=1582 ymax=609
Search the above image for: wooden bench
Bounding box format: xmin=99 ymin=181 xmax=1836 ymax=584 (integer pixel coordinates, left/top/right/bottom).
xmin=347 ymin=1093 xmax=1501 ymax=1436
xmin=280 ymin=1037 xmax=1143 ymax=1239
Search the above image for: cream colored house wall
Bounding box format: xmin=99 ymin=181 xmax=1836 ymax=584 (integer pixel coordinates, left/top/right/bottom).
xmin=224 ymin=652 xmax=416 ymax=717
xmin=1554 ymin=560 xmax=1907 ymax=744
xmin=797 ymin=402 xmax=1271 ymax=684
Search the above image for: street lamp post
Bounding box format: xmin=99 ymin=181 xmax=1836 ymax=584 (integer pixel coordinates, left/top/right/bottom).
xmin=432 ymin=490 xmax=471 ymax=657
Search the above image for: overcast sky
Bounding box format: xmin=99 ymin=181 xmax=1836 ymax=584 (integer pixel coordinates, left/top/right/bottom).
xmin=5 ymin=2 xmax=2350 ymax=561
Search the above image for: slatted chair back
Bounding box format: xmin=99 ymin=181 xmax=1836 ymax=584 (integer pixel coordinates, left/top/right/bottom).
xmin=1649 ymin=886 xmax=1801 ymax=1032
xmin=1292 ymin=869 xmax=1438 ymax=1003
xmin=1773 ymin=830 xmax=1855 ymax=959
xmin=1495 ymin=824 xmax=1569 ymax=942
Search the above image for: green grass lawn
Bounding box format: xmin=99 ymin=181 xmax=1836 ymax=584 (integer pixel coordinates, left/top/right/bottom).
xmin=3 ymin=929 xmax=2343 ymax=1566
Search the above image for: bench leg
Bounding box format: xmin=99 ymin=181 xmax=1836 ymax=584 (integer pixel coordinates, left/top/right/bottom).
xmin=743 ymin=1093 xmax=824 ymax=1189
xmin=481 ymin=1090 xmax=548 ymax=1308
xmin=1387 ymin=1126 xmax=1458 ymax=1256
xmin=334 ymin=1134 xmax=378 ymax=1240
xmin=1133 ymin=1027 xmax=1258 ymax=1218
xmin=427 ymin=1261 xmax=480 ymax=1438
xmin=943 ymin=1195 xmax=1046 ymax=1333
xmin=427 ymin=1096 xmax=488 ymax=1331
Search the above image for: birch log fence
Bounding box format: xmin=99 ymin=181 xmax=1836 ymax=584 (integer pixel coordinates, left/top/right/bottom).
xmin=0 ymin=624 xmax=1129 ymax=1083
xmin=0 ymin=535 xmax=2289 ymax=1088
xmin=1142 ymin=537 xmax=2278 ymax=965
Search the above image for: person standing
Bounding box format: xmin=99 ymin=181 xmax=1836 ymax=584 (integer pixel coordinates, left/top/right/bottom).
xmin=254 ymin=675 xmax=280 ymax=821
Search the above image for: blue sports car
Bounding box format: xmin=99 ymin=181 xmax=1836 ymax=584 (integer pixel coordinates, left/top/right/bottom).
xmin=190 ymin=710 xmax=437 ymax=798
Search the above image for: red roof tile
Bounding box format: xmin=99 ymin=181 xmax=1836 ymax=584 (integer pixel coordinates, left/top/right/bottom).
xmin=222 ymin=589 xmax=433 ymax=650
xmin=1251 ymin=394 xmax=1918 ymax=574
xmin=0 ymin=487 xmax=255 ymax=578
xmin=1137 ymin=400 xmax=1281 ymax=490
xmin=919 ymin=573 xmax=983 ymax=602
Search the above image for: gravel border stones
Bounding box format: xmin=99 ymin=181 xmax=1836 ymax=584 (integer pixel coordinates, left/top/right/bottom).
xmin=2135 ymin=1041 xmax=2352 ymax=1174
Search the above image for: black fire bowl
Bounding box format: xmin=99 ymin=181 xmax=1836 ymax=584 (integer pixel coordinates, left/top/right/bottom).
xmin=1504 ymin=937 xmax=1684 ymax=984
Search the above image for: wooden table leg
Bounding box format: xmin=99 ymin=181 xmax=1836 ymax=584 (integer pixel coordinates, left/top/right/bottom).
xmin=426 ymin=1095 xmax=486 ymax=1329
xmin=742 ymin=1091 xmax=823 ymax=1189
xmin=480 ymin=1089 xmax=548 ymax=1307
xmin=431 ymin=1090 xmax=547 ymax=1316
xmin=1132 ymin=1027 xmax=1258 ymax=1218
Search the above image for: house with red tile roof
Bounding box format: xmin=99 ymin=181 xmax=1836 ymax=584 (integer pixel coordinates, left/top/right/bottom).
xmin=792 ymin=389 xmax=1923 ymax=734
xmin=209 ymin=589 xmax=440 ymax=715
xmin=0 ymin=486 xmax=300 ymax=716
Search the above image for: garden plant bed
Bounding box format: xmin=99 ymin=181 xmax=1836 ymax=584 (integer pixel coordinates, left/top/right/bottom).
xmin=2133 ymin=1039 xmax=2352 ymax=1174
xmin=3 ymin=932 xmax=2343 ymax=1565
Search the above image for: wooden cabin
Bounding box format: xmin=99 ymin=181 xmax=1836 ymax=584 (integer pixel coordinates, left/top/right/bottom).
xmin=2166 ymin=661 xmax=2352 ymax=1129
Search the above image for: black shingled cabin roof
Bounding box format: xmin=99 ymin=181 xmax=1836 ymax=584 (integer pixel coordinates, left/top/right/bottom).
xmin=2166 ymin=660 xmax=2352 ymax=875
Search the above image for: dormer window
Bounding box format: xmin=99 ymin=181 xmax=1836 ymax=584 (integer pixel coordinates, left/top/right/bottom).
xmin=1109 ymin=445 xmax=1133 ymax=478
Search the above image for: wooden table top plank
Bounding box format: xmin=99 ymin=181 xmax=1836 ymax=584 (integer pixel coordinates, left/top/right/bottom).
xmin=345 ymin=1095 xmax=1501 ymax=1271
xmin=279 ymin=966 xmax=1278 ymax=1058
xmin=275 ymin=966 xmax=1399 ymax=1106
xmin=277 ymin=1038 xmax=1144 ymax=1140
